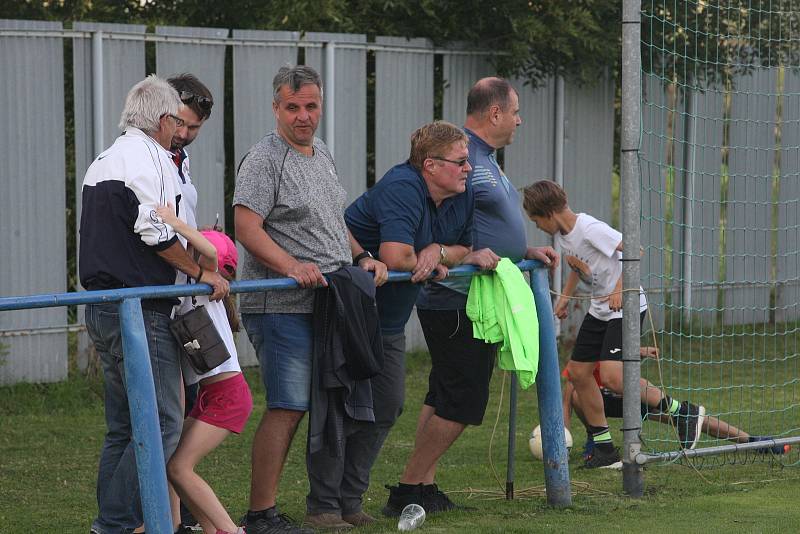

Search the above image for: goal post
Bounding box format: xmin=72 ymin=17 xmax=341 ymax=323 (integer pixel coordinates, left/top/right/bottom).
xmin=629 ymin=0 xmax=800 ymax=472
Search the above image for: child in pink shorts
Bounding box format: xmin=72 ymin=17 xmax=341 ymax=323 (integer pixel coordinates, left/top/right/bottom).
xmin=157 ymin=204 xmax=252 ymax=534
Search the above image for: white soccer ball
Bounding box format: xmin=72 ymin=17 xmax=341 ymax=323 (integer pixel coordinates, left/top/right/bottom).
xmin=528 ymin=425 xmax=573 ymax=460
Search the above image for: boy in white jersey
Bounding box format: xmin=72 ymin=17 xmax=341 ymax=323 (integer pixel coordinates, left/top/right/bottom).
xmin=522 ymin=180 xmax=704 ymax=468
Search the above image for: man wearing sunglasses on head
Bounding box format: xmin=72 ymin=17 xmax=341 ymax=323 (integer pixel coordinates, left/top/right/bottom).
xmin=164 ymin=73 xmax=219 ymax=532
xmin=167 ymin=73 xmax=214 ymax=199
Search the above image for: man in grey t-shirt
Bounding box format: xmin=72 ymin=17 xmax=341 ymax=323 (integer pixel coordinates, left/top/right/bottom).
xmin=233 ymin=65 xmax=387 ymax=534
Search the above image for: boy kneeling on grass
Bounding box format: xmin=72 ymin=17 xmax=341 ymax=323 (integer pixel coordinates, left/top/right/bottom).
xmin=560 ymin=347 xmax=789 ymax=460
xmin=522 ymin=180 xmax=704 ymax=469
xmin=158 ymin=204 xmax=252 ymax=534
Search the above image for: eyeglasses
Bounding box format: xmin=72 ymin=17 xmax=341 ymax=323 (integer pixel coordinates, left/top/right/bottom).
xmin=431 ymin=156 xmax=469 ymax=167
xmin=179 ymin=90 xmax=213 ymax=111
xmin=167 ymin=114 xmax=185 ymax=127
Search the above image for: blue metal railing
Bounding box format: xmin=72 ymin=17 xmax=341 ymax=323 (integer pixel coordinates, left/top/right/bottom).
xmin=0 ymin=260 xmax=570 ymax=532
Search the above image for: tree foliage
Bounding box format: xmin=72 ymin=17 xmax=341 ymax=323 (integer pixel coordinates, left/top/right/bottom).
xmin=1 ymin=0 xmax=622 ymax=87
xmin=643 ymin=0 xmax=800 ymax=89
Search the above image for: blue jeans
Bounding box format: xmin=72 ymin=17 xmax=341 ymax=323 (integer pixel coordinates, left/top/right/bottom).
xmin=86 ymin=302 xmax=183 ymax=534
xmin=243 ymin=313 xmax=313 ymax=411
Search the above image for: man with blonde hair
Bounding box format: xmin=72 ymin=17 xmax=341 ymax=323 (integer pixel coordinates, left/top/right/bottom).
xmin=80 ymin=74 xmax=228 ymax=534
xmin=382 ymin=78 xmax=559 ymax=516
xmin=346 ymin=121 xmax=504 ymax=517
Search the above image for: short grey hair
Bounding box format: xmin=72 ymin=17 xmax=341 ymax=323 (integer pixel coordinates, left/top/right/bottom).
xmin=118 ymin=74 xmax=181 ymax=133
xmin=272 ymin=65 xmax=323 ymax=103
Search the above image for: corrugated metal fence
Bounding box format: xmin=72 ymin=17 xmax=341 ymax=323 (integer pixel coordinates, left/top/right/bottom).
xmin=640 ymin=70 xmax=800 ymax=331
xmin=0 ymin=20 xmax=615 ymax=384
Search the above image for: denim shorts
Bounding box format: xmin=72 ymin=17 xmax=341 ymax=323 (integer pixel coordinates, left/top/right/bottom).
xmin=242 ymin=313 xmax=313 ymax=411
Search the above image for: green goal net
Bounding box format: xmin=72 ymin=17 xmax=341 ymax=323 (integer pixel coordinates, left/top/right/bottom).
xmin=638 ymin=0 xmax=800 ymax=465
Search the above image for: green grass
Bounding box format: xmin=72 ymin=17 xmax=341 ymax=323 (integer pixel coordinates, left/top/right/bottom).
xmin=638 ymin=325 xmax=800 ymax=456
xmin=2 ymin=352 xmax=800 ymax=533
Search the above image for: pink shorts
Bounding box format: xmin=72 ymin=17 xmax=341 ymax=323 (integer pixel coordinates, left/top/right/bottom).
xmin=189 ymin=373 xmax=253 ymax=434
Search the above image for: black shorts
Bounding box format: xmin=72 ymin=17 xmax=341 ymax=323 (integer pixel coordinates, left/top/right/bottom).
xmin=601 ymin=388 xmax=648 ymax=419
xmin=418 ymin=308 xmax=496 ymax=426
xmin=571 ymin=311 xmax=646 ymax=363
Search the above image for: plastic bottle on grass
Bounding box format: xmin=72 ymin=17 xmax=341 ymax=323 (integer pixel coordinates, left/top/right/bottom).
xmin=397 ymin=503 xmax=426 ymax=531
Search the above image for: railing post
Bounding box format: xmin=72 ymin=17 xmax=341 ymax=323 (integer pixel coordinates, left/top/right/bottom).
xmin=506 ymin=372 xmax=518 ymax=500
xmin=91 ymin=30 xmax=105 ymax=157
xmin=530 ymin=267 xmax=572 ymax=507
xmin=119 ymin=298 xmax=173 ymax=533
xmin=324 ymin=40 xmax=336 ymax=158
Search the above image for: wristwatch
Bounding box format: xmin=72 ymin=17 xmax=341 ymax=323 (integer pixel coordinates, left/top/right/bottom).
xmin=353 ymin=250 xmax=373 ymax=266
xmin=439 ymin=244 xmax=447 ymax=263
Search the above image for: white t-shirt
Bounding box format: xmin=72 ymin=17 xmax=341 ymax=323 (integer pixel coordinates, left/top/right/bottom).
xmin=171 ymin=152 xmax=240 ymax=385
xmin=174 ymin=152 xmax=198 ymax=301
xmin=554 ymin=213 xmax=647 ymax=321
xmin=181 ymin=295 xmax=241 ymax=385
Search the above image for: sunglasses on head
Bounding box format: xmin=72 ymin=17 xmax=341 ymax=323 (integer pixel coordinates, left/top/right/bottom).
xmin=179 ymin=90 xmax=213 ymax=111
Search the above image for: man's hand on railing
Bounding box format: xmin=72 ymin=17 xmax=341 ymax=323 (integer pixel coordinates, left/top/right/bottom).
xmin=286 ymin=261 xmax=328 ymax=288
xmin=527 ymin=246 xmax=559 ymax=269
xmin=199 ymin=269 xmax=230 ymax=301
xmin=463 ymin=248 xmax=501 ymax=271
xmin=431 ymin=264 xmax=449 ymax=281
xmin=358 ymin=257 xmax=389 ymax=286
xmin=411 ymin=243 xmax=443 ymax=283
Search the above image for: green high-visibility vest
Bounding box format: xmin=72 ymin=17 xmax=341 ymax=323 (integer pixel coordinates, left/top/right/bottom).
xmin=466 ymin=258 xmax=540 ymax=389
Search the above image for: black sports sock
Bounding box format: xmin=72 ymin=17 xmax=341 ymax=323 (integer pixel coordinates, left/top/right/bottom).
xmin=247 ymin=506 xmax=276 ymax=521
xmin=588 ymin=425 xmax=614 ymax=452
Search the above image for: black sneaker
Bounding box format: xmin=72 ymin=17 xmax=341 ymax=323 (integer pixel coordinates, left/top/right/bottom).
xmin=241 ymin=507 xmax=314 ymax=534
xmin=673 ymin=402 xmax=705 ymax=450
xmin=581 ymin=446 xmax=622 ymax=469
xmin=175 ymin=525 xmax=198 ymax=534
xmin=381 ymin=483 xmax=424 ymax=517
xmin=422 ymin=484 xmax=474 ymax=513
xmin=749 ymin=435 xmax=791 ymax=455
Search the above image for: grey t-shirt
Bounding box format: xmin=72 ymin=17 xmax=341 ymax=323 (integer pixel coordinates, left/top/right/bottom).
xmin=233 ymin=132 xmax=351 ymax=313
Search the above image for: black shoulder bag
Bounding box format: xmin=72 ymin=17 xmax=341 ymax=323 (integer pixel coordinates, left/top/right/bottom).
xmin=170 ymin=289 xmax=231 ymax=374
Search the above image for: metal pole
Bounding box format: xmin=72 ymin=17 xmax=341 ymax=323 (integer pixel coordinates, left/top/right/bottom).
xmin=506 ymin=373 xmax=518 ymax=500
xmin=119 ymin=298 xmax=173 ymax=534
xmin=681 ymin=88 xmax=696 ymax=321
xmin=553 ymin=75 xmax=565 ymax=336
xmin=91 ymin=30 xmax=104 ymax=157
xmin=324 ymin=41 xmax=336 ymax=158
xmin=621 ymin=0 xmax=644 ymax=498
xmin=531 ymin=268 xmax=571 ymax=507
xmin=636 ymin=436 xmax=800 ymax=464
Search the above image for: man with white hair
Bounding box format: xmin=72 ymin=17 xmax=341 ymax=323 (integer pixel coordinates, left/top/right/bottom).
xmin=79 ymin=74 xmax=228 ymax=534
